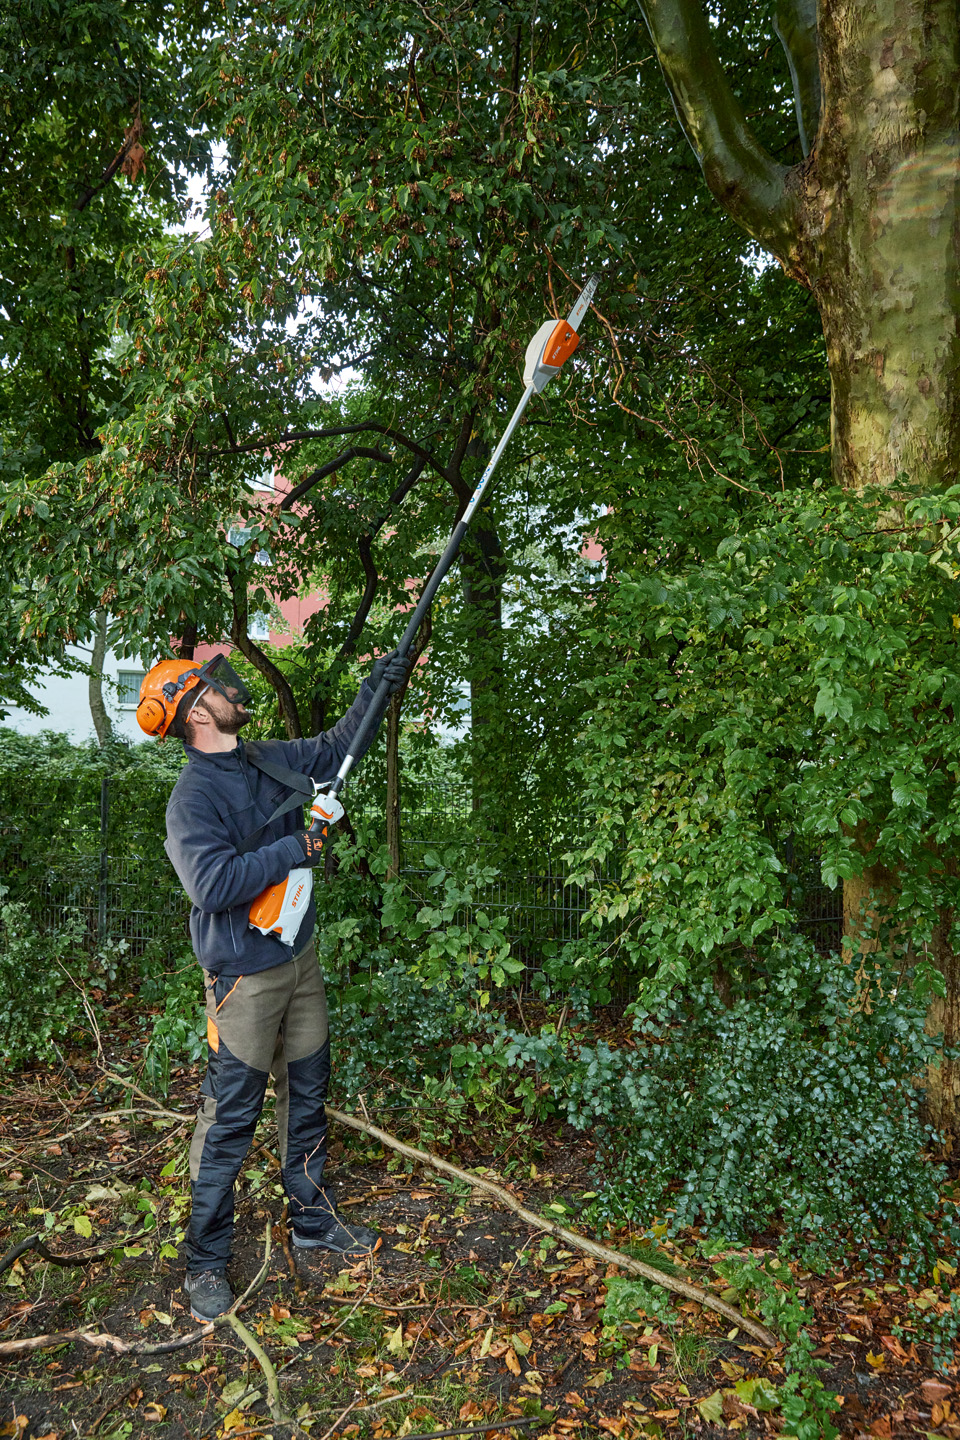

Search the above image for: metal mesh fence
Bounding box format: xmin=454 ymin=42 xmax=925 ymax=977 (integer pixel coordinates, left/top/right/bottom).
xmin=0 ymin=764 xmax=843 ymax=966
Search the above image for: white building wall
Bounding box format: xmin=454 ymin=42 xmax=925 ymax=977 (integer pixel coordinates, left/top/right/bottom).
xmin=3 ymin=644 xmax=152 ymax=745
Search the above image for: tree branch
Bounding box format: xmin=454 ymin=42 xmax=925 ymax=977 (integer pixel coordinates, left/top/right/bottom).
xmin=207 ymin=423 xmax=451 ymax=486
xmin=229 ymin=571 xmax=304 ymax=738
xmin=309 ymin=455 xmax=428 ymax=732
xmin=0 ymin=1226 xmax=273 ymax=1359
xmin=773 ymin=0 xmax=821 ymax=157
xmin=76 ymin=133 xmax=137 ymax=213
xmin=639 ymin=0 xmax=800 ymax=263
xmin=278 ymin=447 xmax=392 ymax=512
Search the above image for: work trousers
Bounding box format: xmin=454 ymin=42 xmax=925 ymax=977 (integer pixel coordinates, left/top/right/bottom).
xmin=185 ymin=942 xmax=335 ymax=1271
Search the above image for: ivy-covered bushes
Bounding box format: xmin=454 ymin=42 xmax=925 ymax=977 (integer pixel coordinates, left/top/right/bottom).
xmin=571 ymin=480 xmax=960 ymax=1005
xmin=503 ymin=938 xmax=949 ymax=1268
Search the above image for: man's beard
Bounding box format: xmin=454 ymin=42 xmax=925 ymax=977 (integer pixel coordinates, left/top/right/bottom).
xmin=217 ymin=703 xmax=249 ymax=735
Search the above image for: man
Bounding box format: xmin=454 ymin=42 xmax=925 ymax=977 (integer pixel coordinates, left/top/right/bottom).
xmin=137 ymin=650 xmax=409 ymax=1320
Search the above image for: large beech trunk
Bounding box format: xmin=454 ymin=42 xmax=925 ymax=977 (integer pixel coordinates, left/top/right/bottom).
xmin=797 ymin=2 xmax=960 ymax=493
xmin=639 ymin=0 xmax=960 ymax=1133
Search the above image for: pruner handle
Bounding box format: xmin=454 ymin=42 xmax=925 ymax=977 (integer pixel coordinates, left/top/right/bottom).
xmin=308 ymin=786 xmax=345 ymax=835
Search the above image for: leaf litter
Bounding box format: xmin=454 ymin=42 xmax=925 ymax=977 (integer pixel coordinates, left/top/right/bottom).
xmin=0 ymin=1011 xmax=957 ymax=1440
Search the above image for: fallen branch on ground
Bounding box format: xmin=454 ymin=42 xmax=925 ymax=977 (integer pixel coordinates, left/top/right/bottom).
xmin=392 ymin=1421 xmax=547 ymax=1440
xmin=0 ymin=1224 xmax=273 ymax=1358
xmin=326 ymin=1106 xmax=778 ymax=1349
xmin=0 ymin=1227 xmax=152 ymax=1278
xmin=225 ymin=1310 xmax=286 ymax=1424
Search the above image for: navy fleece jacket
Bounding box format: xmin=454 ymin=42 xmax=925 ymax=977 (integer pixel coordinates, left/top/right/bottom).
xmin=165 ymin=681 xmax=377 ymax=977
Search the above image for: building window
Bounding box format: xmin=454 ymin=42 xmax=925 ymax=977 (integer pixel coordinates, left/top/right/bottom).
xmin=248 ymin=612 xmax=271 ymax=642
xmin=117 ymin=671 xmax=146 ymax=708
xmin=228 ymin=524 xmax=271 ymax=566
xmin=248 ymin=464 xmax=275 ymax=491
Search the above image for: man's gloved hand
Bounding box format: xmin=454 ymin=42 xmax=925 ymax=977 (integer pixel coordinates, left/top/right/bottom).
xmin=369 ymin=649 xmax=412 ymax=696
xmin=296 ymin=791 xmax=346 ymax=866
xmin=296 ymin=830 xmax=328 ymax=866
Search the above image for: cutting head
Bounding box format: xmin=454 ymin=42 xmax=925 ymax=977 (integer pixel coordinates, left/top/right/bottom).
xmin=523 ymin=273 xmax=601 ymax=392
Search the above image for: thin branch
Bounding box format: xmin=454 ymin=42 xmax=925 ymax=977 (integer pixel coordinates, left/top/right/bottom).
xmin=380 ymin=1421 xmax=546 ymax=1440
xmin=206 ymin=423 xmax=450 ymax=486
xmin=278 ymin=447 xmax=393 ymax=512
xmin=639 ymin=0 xmax=799 ymax=264
xmin=0 ymin=1227 xmax=152 ymax=1278
xmin=310 ymin=455 xmax=428 ymax=732
xmin=1 ymin=1105 xmax=184 ymax=1162
xmin=773 ymin=0 xmax=821 ymax=157
xmin=226 ymin=1312 xmax=287 ymax=1424
xmin=326 ymin=1106 xmax=778 ymax=1349
xmin=229 ymin=570 xmax=304 ymax=738
xmin=76 ymin=133 xmax=137 ymax=213
xmin=0 ymin=1225 xmax=273 ymax=1359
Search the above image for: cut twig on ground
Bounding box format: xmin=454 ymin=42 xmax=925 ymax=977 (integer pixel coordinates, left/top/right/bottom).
xmin=225 ymin=1310 xmax=287 ymax=1424
xmin=0 ymin=1226 xmax=152 ymax=1277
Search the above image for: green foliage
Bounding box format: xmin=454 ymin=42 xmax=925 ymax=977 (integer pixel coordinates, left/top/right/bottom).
xmin=571 ymin=482 xmax=960 ymax=990
xmin=141 ymin=962 xmax=205 ymax=1097
xmin=601 ymin=1275 xmax=678 ymax=1336
xmin=0 ymin=893 xmax=87 ymax=1065
xmin=893 ymin=1281 xmax=960 ymax=1374
xmin=0 ymin=727 xmax=183 ymax=910
xmin=504 ymin=939 xmax=947 ymax=1266
xmin=713 ymin=1252 xmax=840 ymax=1440
xmin=0 ymin=1 xmax=208 ymax=699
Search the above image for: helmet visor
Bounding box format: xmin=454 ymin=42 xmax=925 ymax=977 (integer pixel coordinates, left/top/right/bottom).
xmin=198 ymin=654 xmax=254 ymax=709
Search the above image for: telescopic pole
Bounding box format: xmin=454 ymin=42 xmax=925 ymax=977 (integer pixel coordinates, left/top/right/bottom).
xmin=326 ymin=273 xmax=600 ymax=799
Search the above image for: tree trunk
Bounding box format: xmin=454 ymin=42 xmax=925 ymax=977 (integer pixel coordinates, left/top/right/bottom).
xmin=640 ymin=0 xmax=960 ymax=1137
xmin=177 ymin=619 xmax=198 ymax=661
xmin=803 ymin=4 xmax=960 ymax=1137
xmin=88 ymin=608 xmax=114 ymax=746
xmin=795 ymin=1 xmax=960 ymax=493
xmin=921 ymin=907 xmax=960 ymax=1150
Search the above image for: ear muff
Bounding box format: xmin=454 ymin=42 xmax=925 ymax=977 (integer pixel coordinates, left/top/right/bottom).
xmin=136 ymin=697 xmax=168 ymax=736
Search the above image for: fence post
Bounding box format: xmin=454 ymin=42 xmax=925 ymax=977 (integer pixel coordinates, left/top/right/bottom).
xmin=98 ymin=775 xmax=109 ymax=946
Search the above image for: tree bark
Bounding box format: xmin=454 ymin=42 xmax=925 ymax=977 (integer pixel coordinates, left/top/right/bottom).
xmin=925 ymin=907 xmax=960 ymax=1149
xmin=798 ymin=0 xmax=960 ymax=492
xmin=642 ymin=0 xmax=960 ymax=493
xmin=88 ymin=608 xmax=114 ymax=746
xmin=177 ymin=619 xmax=198 ymax=661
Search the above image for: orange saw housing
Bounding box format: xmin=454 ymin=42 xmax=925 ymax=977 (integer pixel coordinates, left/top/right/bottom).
xmin=541 ymin=319 xmax=581 ymax=369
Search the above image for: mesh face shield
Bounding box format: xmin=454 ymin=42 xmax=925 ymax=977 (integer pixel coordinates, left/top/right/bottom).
xmin=196 ymin=654 xmax=253 ymax=708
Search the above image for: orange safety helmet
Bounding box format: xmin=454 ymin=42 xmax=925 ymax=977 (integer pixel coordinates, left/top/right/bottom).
xmin=136 ymin=660 xmax=207 ymax=738
xmin=137 ymin=653 xmax=254 ymax=738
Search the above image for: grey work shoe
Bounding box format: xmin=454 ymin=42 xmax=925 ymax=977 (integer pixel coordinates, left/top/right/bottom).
xmin=293 ymin=1219 xmax=380 ymax=1258
xmin=183 ymin=1267 xmax=234 ymax=1321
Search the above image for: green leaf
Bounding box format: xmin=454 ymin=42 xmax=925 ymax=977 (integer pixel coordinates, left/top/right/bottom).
xmin=697 ymin=1390 xmax=725 ymax=1423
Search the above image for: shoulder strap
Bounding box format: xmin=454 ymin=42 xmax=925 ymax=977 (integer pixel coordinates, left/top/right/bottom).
xmin=236 ymin=742 xmax=314 ymax=855
xmin=245 ymin=742 xmax=314 ymax=797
